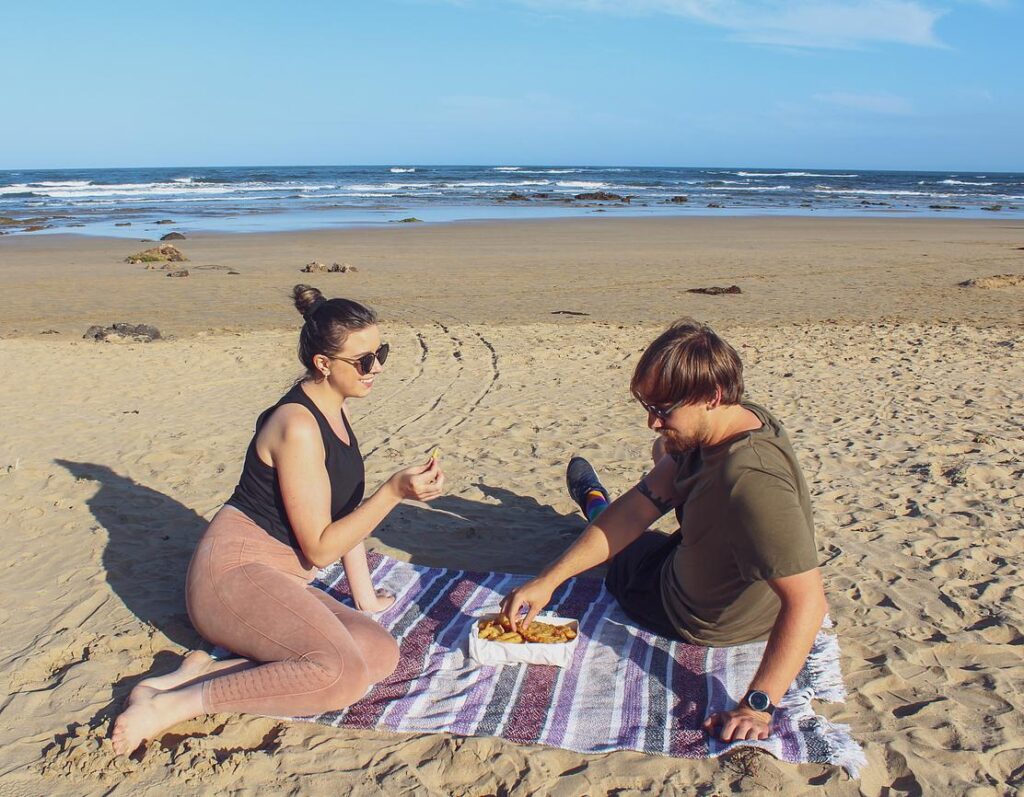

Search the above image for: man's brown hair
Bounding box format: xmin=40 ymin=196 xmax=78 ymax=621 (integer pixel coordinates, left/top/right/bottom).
xmin=630 ymin=318 xmax=745 ymax=407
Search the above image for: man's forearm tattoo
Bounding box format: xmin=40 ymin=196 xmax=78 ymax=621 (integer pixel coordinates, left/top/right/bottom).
xmin=636 ymin=477 xmax=674 ymax=515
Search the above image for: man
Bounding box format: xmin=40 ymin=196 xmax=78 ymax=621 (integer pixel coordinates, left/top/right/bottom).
xmin=501 ymin=318 xmax=827 ymax=743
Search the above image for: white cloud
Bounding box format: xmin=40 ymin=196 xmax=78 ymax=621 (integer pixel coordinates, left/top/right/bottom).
xmin=491 ymin=0 xmax=947 ymax=49
xmin=813 ymin=90 xmax=915 ymax=114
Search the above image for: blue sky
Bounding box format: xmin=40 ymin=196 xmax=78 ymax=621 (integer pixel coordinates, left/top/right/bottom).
xmin=1 ymin=0 xmax=1020 ymax=170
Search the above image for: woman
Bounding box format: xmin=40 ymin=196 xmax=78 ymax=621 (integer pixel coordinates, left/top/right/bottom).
xmin=112 ymin=285 xmax=444 ymax=755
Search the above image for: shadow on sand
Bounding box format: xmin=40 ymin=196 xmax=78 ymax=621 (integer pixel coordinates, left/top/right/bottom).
xmin=55 ymin=462 xmax=587 ymax=645
xmin=56 ymin=460 xmax=208 ymax=649
xmin=373 ymin=481 xmax=587 ymax=573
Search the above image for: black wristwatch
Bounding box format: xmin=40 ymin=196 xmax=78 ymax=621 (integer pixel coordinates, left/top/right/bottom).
xmin=741 ymin=689 xmax=776 ymax=716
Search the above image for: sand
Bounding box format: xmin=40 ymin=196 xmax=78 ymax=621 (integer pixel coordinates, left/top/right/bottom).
xmin=0 ymin=217 xmax=1022 ymax=795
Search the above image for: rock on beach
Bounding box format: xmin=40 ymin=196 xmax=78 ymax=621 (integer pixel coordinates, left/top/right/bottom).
xmin=300 ymin=262 xmax=359 ymax=273
xmin=124 ymin=244 xmax=188 ymax=264
xmin=687 ymin=285 xmax=742 ymax=295
xmin=83 ymin=323 xmax=162 ymax=343
xmin=958 ymin=274 xmax=1024 ymax=289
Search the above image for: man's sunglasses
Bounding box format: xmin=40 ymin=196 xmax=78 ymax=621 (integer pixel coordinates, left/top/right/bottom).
xmin=637 ymin=396 xmax=686 ymax=421
xmin=333 ymin=343 xmax=390 ymax=375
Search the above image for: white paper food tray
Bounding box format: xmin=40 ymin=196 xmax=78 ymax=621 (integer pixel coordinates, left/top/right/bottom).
xmin=468 ymin=614 xmax=579 ymax=668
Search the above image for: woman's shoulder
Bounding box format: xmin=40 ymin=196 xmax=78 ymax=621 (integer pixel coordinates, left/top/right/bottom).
xmin=260 ymin=401 xmax=323 ymax=448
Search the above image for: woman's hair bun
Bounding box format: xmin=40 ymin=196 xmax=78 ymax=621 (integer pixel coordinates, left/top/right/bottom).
xmin=292 ymin=284 xmax=325 ymax=318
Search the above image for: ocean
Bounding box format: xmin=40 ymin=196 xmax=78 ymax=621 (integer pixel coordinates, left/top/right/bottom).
xmin=2 ymin=164 xmax=1022 ymax=237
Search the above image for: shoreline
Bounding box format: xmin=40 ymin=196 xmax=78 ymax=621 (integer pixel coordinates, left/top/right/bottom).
xmin=5 ymin=163 xmax=1024 ymax=238
xmin=5 ymin=204 xmax=1024 ymax=240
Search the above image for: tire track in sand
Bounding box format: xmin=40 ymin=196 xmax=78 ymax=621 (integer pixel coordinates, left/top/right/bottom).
xmin=361 ymin=308 xmax=500 ymax=459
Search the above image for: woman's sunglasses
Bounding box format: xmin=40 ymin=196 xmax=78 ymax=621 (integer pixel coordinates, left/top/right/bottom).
xmin=333 ymin=343 xmax=390 ymax=375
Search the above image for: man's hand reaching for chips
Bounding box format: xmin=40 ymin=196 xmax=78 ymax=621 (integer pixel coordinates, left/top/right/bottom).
xmin=500 ymin=577 xmax=555 ymax=631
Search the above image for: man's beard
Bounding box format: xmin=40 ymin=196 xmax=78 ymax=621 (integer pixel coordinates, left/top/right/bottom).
xmin=660 ymin=415 xmax=710 ymax=454
xmin=660 ymin=429 xmax=701 ymax=455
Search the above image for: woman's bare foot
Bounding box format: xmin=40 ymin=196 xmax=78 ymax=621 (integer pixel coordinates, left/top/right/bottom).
xmin=354 ymin=588 xmax=396 ymax=614
xmin=127 ymin=650 xmax=214 ymax=706
xmin=127 ymin=651 xmax=252 ymax=707
xmin=111 ymin=686 xmax=203 ymax=757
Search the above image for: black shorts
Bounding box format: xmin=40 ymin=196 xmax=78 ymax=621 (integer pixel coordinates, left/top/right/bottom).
xmin=604 ymin=531 xmax=682 ymax=639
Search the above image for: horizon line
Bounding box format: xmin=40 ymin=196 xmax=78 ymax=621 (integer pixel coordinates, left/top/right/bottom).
xmin=2 ymin=162 xmax=1022 ymax=175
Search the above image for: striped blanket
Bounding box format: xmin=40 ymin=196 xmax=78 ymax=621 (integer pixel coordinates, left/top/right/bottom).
xmin=304 ymin=552 xmax=865 ymax=776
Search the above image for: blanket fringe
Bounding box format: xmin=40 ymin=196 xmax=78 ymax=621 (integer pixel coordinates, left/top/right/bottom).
xmin=805 ymin=631 xmax=849 ymax=703
xmin=819 ymin=718 xmax=868 ymax=778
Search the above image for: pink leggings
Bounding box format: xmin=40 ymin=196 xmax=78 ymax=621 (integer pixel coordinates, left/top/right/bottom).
xmin=185 ymin=506 xmax=399 ymax=716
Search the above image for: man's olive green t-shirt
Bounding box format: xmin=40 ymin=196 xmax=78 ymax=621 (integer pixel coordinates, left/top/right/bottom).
xmin=659 ymin=402 xmax=818 ymax=647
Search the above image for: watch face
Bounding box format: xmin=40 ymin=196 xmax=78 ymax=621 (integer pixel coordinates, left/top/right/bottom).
xmin=747 ymin=691 xmax=770 ymax=711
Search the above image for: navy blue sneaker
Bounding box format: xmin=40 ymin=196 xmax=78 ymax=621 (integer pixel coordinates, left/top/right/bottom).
xmin=566 ymin=456 xmax=609 ymax=519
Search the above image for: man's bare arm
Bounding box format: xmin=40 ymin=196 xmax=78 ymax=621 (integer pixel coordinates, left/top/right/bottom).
xmin=750 ymin=568 xmax=828 ymax=702
xmin=704 ymin=568 xmax=828 ymax=741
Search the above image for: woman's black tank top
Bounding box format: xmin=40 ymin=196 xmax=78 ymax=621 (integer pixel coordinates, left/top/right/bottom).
xmin=226 ymin=383 xmax=365 ymax=549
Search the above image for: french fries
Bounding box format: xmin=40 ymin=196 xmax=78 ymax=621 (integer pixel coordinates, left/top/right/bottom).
xmin=476 ymin=617 xmax=577 ymax=645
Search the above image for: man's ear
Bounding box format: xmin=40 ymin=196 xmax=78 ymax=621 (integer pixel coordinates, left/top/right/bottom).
xmin=707 ymin=386 xmax=723 ymax=409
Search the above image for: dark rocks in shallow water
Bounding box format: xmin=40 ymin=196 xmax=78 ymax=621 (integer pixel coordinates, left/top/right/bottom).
xmin=687 ymin=285 xmax=742 ymax=295
xmin=0 ymin=215 xmax=49 ymax=228
xmin=84 ymin=323 xmax=162 ymax=343
xmin=574 ymin=191 xmax=627 ymax=202
xmin=396 ymin=217 xmax=422 ymax=223
xmin=23 ymin=225 xmax=49 ymax=232
xmin=166 ymin=269 xmax=189 ymax=278
xmin=160 ymin=232 xmax=186 ymax=241
xmin=531 ymin=192 xmax=551 ymax=199
xmin=667 ymin=195 xmax=689 ymax=204
xmin=982 ymin=205 xmax=1003 ymax=212
xmin=503 ymin=192 xmax=530 ymax=201
xmin=929 ymin=204 xmax=963 ymax=210
xmin=115 ymin=222 xmax=132 ymax=227
xmin=154 ymin=219 xmax=176 ymax=224
xmin=707 ymin=202 xmax=723 ymax=208
xmin=125 ymin=244 xmax=187 ymax=264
